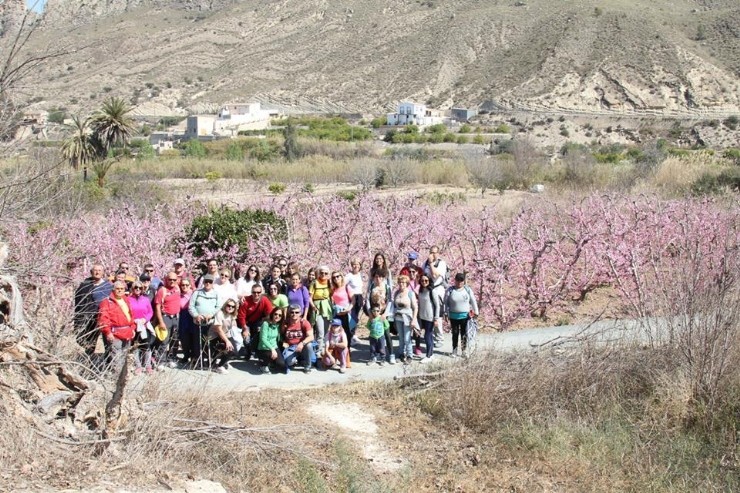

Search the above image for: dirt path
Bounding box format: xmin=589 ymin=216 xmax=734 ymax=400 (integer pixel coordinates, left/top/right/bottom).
xmin=144 ymin=319 xmax=637 ymax=393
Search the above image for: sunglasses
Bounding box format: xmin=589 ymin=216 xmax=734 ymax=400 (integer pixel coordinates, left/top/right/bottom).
xmin=226 ymin=304 xmax=236 ymax=309
xmin=204 ymin=280 xmax=214 ymax=284
xmin=319 ymin=271 xmax=329 ymax=275
xmin=168 ymin=278 xmax=178 ymax=281
xmin=273 ymin=313 xmax=283 ymax=318
xmin=182 ymin=283 xmax=191 ymax=287
xmin=248 ymin=268 xmax=257 ymax=272
xmin=133 ymin=286 xmax=142 ymax=290
xmin=145 ymin=269 xmax=154 ymax=272
xmin=270 ymin=287 xmax=278 ymax=291
xmin=252 ymin=291 xmax=262 ymax=295
xmin=290 ymin=310 xmax=301 ymax=314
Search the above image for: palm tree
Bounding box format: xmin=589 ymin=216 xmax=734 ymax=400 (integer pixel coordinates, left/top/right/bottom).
xmin=91 ymin=96 xmax=135 ymax=154
xmin=60 ymin=115 xmax=96 ymax=169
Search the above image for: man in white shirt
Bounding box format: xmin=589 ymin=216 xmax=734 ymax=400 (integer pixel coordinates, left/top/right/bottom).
xmin=423 ymin=246 xmax=448 ymax=347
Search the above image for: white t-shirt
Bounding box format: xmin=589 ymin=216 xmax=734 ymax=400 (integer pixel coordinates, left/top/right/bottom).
xmin=424 ymin=259 xmax=448 ymax=289
xmin=216 ymin=282 xmax=238 ymax=304
xmin=345 ymin=272 xmax=364 ymax=297
xmin=235 ymin=279 xmax=257 ymax=299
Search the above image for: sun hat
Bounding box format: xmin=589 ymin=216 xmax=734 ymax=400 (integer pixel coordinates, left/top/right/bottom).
xmin=154 ymin=325 xmax=168 ymax=342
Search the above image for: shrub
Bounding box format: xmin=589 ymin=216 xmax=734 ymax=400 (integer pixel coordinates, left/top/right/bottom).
xmin=182 ymin=139 xmax=207 ymax=158
xmin=459 ymin=123 xmax=472 ymax=134
xmin=723 ymin=148 xmax=740 ymax=164
xmin=493 ymin=124 xmax=511 ymax=134
xmin=268 ymin=182 xmax=286 ymax=195
xmin=336 ymin=190 xmax=357 ymax=201
xmin=370 ymin=116 xmax=386 ymax=128
xmin=724 ymin=116 xmax=739 ymax=130
xmin=302 ymin=183 xmax=315 ymax=194
xmin=456 ymin=135 xmax=468 ymax=144
xmin=691 ymin=168 xmax=740 ymax=195
xmin=183 ymin=207 xmax=287 ymax=261
xmin=443 ymin=132 xmax=456 ymax=143
xmin=472 ymin=134 xmax=485 ymax=145
xmin=204 ymin=171 xmax=222 ymax=182
xmin=47 ymin=108 xmax=67 ymax=124
xmin=426 ymin=123 xmax=446 ymax=134
xmin=225 ymin=141 xmax=244 ymax=161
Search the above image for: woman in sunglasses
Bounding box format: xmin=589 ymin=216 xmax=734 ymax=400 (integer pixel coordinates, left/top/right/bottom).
xmin=209 ymin=299 xmax=242 ymax=374
xmin=330 ymin=270 xmax=354 ymax=344
xmin=129 ymin=280 xmax=155 ymax=375
xmin=257 ymin=307 xmax=287 ymax=374
xmin=235 ymin=264 xmax=261 ymax=302
xmin=309 ymin=266 xmax=333 ymax=354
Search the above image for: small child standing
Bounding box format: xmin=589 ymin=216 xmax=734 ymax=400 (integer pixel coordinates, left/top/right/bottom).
xmin=323 ymin=318 xmax=350 ymax=373
xmin=366 ymin=306 xmax=388 ymax=366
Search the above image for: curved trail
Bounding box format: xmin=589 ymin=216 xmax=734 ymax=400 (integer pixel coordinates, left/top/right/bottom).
xmin=137 ymin=319 xmax=640 ymax=393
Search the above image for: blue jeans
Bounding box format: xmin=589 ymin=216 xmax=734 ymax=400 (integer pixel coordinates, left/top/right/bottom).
xmin=368 ymin=336 xmax=386 ymax=359
xmin=394 ymin=319 xmax=412 ymax=358
xmin=419 ymin=319 xmax=435 ymax=357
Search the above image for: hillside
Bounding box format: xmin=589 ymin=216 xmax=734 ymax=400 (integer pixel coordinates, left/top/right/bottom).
xmin=12 ymin=0 xmax=740 ymax=116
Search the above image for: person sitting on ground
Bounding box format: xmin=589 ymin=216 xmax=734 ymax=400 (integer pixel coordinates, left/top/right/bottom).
xmin=129 ymin=280 xmax=155 ymax=375
xmin=97 ymin=281 xmax=136 ymax=373
xmin=209 ymin=299 xmax=241 ymax=374
xmin=366 ymin=305 xmax=388 ymax=366
xmin=257 ymin=307 xmax=287 ymax=374
xmin=281 ymin=304 xmax=315 ymax=374
xmin=237 ymin=284 xmax=273 ymax=360
xmin=322 ymin=318 xmax=350 ymax=373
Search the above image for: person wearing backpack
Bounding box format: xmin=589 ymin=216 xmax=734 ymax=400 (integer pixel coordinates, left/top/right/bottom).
xmin=423 ymin=246 xmax=449 ymax=347
xmin=443 ymin=272 xmax=479 ymax=358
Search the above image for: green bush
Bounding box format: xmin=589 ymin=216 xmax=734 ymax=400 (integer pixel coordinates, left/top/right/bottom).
xmin=472 ymin=134 xmax=485 ymax=145
xmin=494 ymin=124 xmax=511 ymax=134
xmin=48 ymin=108 xmax=67 ymax=124
xmin=336 ymin=190 xmax=357 ymax=201
xmin=723 ymin=148 xmax=740 ymax=164
xmin=724 ymin=116 xmax=738 ymax=130
xmin=456 ymin=135 xmax=468 ymax=144
xmin=183 ymin=207 xmax=287 ymax=261
xmin=225 ymin=141 xmax=244 ymax=161
xmin=426 ymin=123 xmax=446 ymax=134
xmin=182 ymin=139 xmax=207 ymax=158
xmin=302 ymin=183 xmax=315 ymax=194
xmin=691 ymin=168 xmax=740 ymax=195
xmin=204 ymin=171 xmax=222 ymax=181
xmin=370 ymin=116 xmax=386 ymax=128
xmin=459 ymin=124 xmax=472 ymax=134
xmin=268 ymin=182 xmax=286 ymax=195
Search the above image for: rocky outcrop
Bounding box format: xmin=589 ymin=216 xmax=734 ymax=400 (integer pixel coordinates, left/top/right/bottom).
xmin=41 ymin=0 xmax=234 ymax=27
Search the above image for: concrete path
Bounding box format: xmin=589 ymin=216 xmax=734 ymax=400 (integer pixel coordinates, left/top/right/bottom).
xmin=135 ymin=318 xmax=641 ymax=392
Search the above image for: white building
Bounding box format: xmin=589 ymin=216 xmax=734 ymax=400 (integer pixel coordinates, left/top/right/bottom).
xmin=386 ymin=101 xmax=446 ymax=126
xmin=185 ymin=102 xmax=275 ymax=139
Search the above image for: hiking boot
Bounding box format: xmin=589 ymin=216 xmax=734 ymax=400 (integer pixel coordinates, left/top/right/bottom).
xmin=260 ymin=365 xmax=270 ymax=374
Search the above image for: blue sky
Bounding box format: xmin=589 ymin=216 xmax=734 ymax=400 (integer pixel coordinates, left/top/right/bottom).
xmin=27 ymin=0 xmax=47 ymax=13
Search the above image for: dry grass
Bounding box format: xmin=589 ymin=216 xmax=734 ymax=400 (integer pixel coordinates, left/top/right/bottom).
xmin=650 ymin=153 xmax=725 ymax=195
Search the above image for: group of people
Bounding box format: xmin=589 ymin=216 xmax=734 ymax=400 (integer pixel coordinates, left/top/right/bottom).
xmin=73 ymin=247 xmax=479 ymax=376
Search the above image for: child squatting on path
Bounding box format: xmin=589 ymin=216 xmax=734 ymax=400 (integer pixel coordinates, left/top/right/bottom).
xmin=322 ymin=318 xmax=350 ymax=373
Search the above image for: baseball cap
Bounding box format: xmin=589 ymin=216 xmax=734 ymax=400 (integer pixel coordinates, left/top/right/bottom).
xmin=139 ymin=273 xmax=151 ymax=282
xmin=407 ymin=252 xmax=419 ymax=260
xmin=173 ymin=258 xmax=185 ymax=266
xmin=331 ymin=318 xmax=342 ymax=326
xmin=203 ymin=274 xmax=215 ymax=283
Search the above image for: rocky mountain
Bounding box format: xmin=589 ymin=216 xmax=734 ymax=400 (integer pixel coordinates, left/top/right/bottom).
xmin=0 ymin=0 xmax=26 ymax=37
xmin=10 ymin=0 xmax=740 ymax=116
xmin=41 ymin=0 xmax=234 ymax=26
